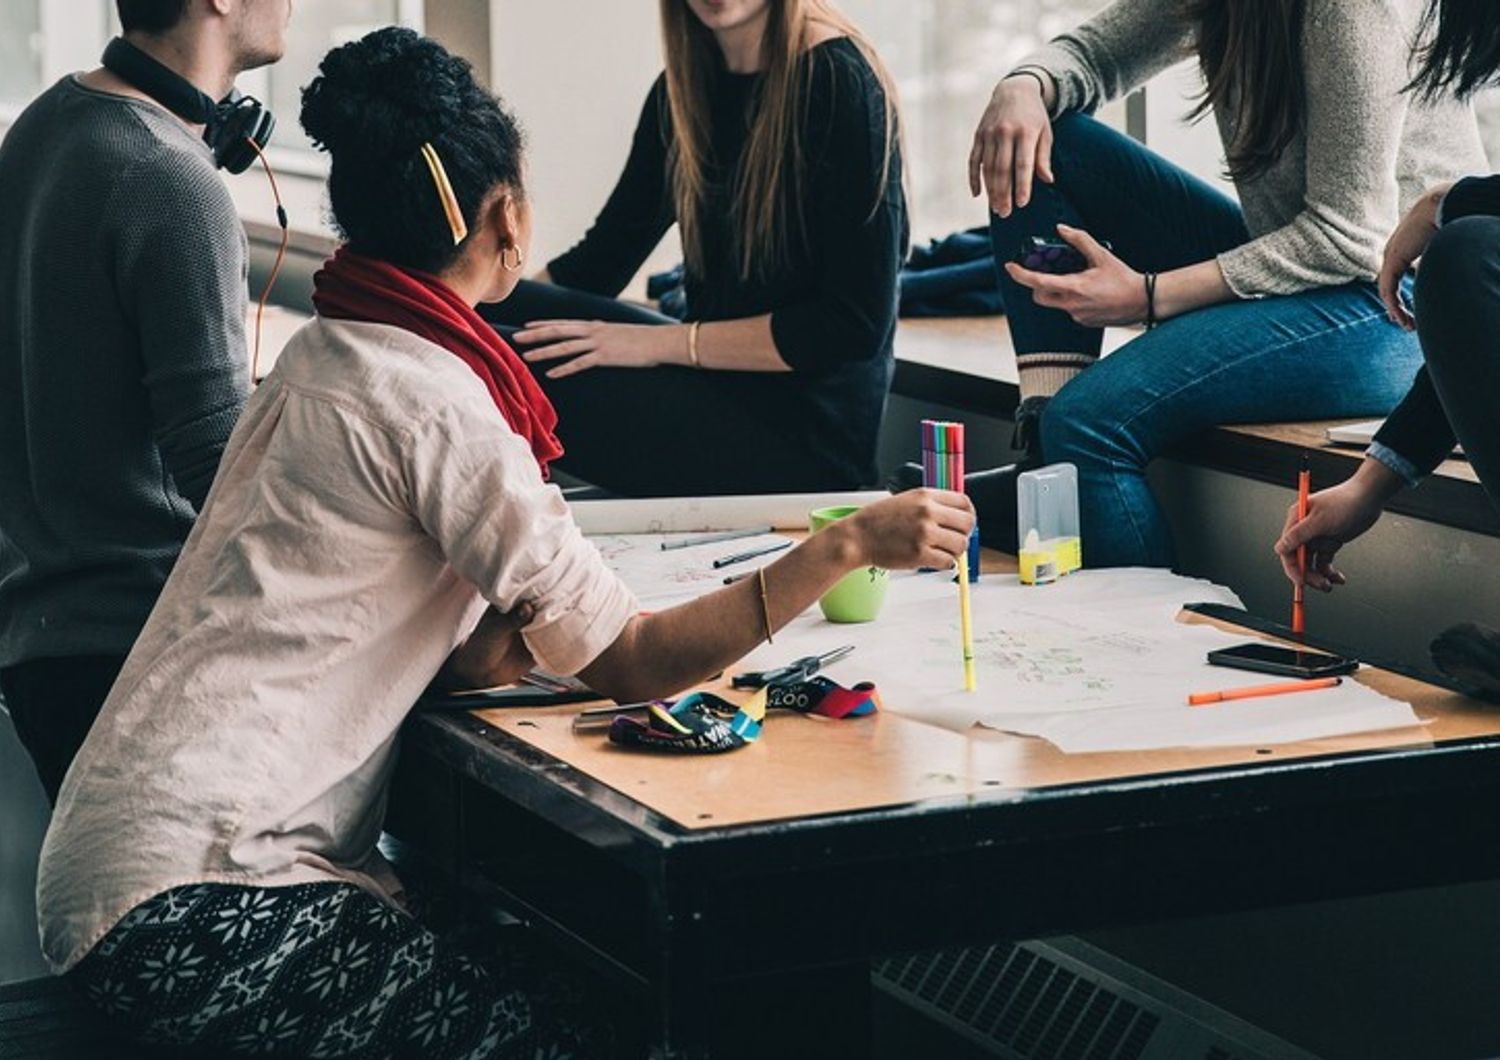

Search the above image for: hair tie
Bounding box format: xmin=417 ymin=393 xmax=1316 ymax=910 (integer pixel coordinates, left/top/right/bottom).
xmin=418 ymin=141 xmax=468 ymax=245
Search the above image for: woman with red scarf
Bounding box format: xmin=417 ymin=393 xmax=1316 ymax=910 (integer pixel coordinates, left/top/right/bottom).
xmin=35 ymin=28 xmax=972 ymax=1060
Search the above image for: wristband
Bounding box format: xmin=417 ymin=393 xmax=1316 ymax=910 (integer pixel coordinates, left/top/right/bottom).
xmin=1144 ymin=272 xmax=1158 ymax=330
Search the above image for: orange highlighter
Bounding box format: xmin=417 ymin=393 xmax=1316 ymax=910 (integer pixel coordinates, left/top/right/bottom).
xmin=1189 ymin=676 xmax=1341 ymax=707
xmin=1292 ymin=455 xmax=1310 ymax=636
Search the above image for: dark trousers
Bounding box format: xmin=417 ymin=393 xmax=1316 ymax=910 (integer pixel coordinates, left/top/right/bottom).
xmin=480 ymin=281 xmax=848 ymax=497
xmin=1413 ymin=216 xmax=1500 ymax=513
xmin=0 ymin=654 xmax=125 ymax=804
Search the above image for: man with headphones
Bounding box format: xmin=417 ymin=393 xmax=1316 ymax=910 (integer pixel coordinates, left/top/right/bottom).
xmin=0 ymin=0 xmax=290 ymax=803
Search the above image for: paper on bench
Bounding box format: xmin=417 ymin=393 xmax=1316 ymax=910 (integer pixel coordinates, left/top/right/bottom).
xmin=709 ymin=567 xmax=1425 ymax=752
xmin=570 ymin=492 xmax=887 ymax=535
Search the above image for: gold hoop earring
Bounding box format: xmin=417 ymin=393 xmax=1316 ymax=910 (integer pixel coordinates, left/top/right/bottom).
xmin=501 ymin=246 xmax=525 ymax=272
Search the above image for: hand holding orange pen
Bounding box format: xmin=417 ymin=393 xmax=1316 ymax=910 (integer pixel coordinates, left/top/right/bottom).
xmin=1292 ymin=455 xmax=1310 ymax=636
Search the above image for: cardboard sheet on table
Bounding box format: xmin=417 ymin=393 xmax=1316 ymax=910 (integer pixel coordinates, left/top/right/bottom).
xmin=482 ymin=556 xmax=1497 ymax=829
xmin=478 ymin=649 xmax=1490 ymax=831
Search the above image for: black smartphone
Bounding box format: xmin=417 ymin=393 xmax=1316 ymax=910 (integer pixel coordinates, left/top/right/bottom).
xmin=1015 ymin=236 xmax=1110 ymax=275
xmin=1207 ymin=643 xmax=1359 ymax=679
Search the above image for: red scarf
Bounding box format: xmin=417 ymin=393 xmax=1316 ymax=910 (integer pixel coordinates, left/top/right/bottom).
xmin=312 ymin=247 xmax=563 ymax=475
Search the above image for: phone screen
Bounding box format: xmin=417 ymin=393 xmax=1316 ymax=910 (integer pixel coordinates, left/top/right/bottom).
xmin=1207 ymin=643 xmax=1359 ymax=678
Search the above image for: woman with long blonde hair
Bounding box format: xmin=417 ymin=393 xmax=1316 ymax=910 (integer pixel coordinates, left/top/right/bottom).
xmin=483 ymin=0 xmax=907 ymax=496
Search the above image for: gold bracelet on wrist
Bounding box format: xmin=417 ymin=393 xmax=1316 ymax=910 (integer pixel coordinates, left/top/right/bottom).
xmin=687 ymin=321 xmax=702 ymax=369
xmin=756 ymin=566 xmax=774 ymax=644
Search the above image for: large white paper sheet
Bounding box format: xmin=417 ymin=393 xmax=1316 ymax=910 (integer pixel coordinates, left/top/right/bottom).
xmin=674 ymin=565 xmax=1426 ymax=752
xmin=589 ymin=531 xmax=796 ymax=608
xmin=570 ymin=492 xmax=887 ymax=534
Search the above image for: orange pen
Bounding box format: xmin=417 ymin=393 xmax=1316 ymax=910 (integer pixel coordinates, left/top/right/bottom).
xmin=1189 ymin=676 xmax=1341 ymax=707
xmin=1292 ymin=455 xmax=1310 ymax=636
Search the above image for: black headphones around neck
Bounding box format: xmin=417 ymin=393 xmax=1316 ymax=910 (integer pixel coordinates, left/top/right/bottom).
xmin=101 ymin=37 xmax=275 ymax=174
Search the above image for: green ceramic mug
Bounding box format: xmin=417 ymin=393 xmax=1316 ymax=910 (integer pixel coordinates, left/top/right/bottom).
xmin=809 ymin=505 xmax=889 ymax=623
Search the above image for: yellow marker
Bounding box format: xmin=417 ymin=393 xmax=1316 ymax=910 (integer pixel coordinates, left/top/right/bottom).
xmin=958 ymin=552 xmax=976 ymax=692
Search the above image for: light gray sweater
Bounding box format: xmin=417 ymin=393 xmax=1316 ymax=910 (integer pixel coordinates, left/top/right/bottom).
xmin=0 ymin=77 xmax=249 ymax=668
xmin=1017 ymin=0 xmax=1488 ymax=297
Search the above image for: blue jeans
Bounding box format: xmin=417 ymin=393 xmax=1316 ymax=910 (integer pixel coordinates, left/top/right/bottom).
xmin=990 ymin=114 xmax=1424 ymax=568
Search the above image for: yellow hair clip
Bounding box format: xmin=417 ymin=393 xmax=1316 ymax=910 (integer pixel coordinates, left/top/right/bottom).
xmin=418 ymin=141 xmax=468 ymax=245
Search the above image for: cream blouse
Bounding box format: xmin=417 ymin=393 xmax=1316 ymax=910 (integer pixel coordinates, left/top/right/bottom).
xmin=37 ymin=317 xmax=637 ymax=972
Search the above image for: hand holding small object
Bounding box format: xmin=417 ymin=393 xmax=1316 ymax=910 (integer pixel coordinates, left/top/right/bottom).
xmin=1004 ymin=225 xmax=1148 ymax=328
xmin=1274 ymin=459 xmax=1403 ymax=592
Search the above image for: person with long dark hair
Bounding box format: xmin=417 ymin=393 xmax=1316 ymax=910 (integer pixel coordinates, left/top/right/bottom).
xmin=966 ymin=0 xmax=1485 ymax=567
xmin=480 ymin=0 xmax=907 ymax=497
xmin=1276 ymin=0 xmax=1500 ymax=699
xmin=34 ymin=27 xmax=972 ymax=1058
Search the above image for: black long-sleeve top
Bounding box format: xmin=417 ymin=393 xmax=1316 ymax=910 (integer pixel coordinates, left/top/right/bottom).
xmin=1371 ymin=175 xmax=1500 ymax=481
xmin=547 ymin=38 xmax=908 ymax=489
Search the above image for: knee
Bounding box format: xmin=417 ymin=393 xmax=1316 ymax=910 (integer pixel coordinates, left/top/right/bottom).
xmin=1415 ymin=216 xmax=1500 ymax=315
xmin=1049 ymin=111 xmax=1105 ymax=151
xmin=1047 ymin=112 xmax=1131 ymax=179
xmin=989 ymin=112 xmax=1107 ymax=232
xmin=1040 ymin=381 xmax=1120 ymax=465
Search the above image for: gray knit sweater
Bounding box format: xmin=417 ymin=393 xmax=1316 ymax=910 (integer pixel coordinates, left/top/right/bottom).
xmin=0 ymin=77 xmax=249 ymax=668
xmin=1017 ymin=0 xmax=1488 ymax=297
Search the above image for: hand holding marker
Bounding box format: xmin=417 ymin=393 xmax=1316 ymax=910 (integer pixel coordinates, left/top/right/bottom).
xmin=921 ymin=419 xmax=976 ymax=692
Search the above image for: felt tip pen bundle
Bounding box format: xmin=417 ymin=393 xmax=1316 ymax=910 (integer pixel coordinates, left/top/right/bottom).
xmin=921 ymin=419 xmax=976 ymax=692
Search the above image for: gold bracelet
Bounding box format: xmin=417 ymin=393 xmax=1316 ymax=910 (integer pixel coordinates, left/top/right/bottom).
xmin=756 ymin=566 xmax=774 ymax=644
xmin=687 ymin=321 xmax=702 ymax=369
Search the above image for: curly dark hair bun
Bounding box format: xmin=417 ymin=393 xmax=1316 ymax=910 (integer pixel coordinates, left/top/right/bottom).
xmin=301 ymin=27 xmax=463 ymax=159
xmin=300 ymin=27 xmax=525 ymax=273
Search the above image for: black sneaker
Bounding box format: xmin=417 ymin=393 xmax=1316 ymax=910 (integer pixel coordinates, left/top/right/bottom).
xmin=1009 ymin=395 xmax=1050 ymax=458
xmin=1431 ymin=623 xmax=1500 ymax=703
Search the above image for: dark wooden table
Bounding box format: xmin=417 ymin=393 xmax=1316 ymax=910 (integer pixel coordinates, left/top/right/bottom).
xmin=387 ymin=603 xmax=1500 ymax=1059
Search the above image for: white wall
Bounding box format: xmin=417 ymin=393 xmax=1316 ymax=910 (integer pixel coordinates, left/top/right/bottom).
xmin=489 ymin=0 xmax=677 ymax=288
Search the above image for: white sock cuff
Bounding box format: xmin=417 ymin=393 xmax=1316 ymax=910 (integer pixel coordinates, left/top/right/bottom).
xmin=1016 ymin=352 xmax=1097 ymax=401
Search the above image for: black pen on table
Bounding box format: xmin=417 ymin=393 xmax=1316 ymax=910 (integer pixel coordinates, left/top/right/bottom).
xmin=711 ymin=539 xmax=792 ymax=570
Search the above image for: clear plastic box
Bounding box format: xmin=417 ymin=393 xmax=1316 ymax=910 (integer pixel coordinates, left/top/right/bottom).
xmin=1017 ymin=463 xmax=1082 ymax=584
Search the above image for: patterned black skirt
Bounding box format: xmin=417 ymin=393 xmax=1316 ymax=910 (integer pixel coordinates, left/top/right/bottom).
xmin=70 ymin=881 xmax=614 ymax=1058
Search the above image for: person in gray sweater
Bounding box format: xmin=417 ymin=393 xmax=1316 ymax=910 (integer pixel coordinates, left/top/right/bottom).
xmin=1277 ymin=0 xmax=1500 ymax=701
xmin=966 ymin=0 xmax=1486 ymax=568
xmin=0 ymin=0 xmax=288 ymax=802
